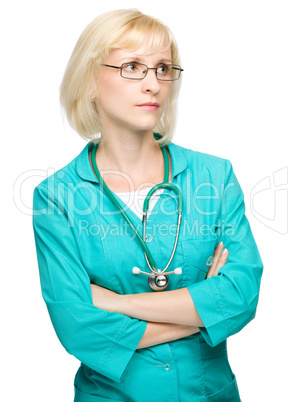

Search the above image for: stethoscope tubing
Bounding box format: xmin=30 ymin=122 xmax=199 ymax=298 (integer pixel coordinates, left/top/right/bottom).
xmin=91 ymin=133 xmax=183 ymax=277
xmin=142 ymin=210 xmax=182 ymax=275
xmin=91 ymin=142 xmax=157 ymax=268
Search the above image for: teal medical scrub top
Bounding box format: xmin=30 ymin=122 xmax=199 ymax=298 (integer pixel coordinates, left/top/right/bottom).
xmin=32 ymin=138 xmax=263 ymax=401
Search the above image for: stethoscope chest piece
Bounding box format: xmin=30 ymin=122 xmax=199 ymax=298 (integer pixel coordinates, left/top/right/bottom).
xmin=149 ymin=271 xmax=169 ymax=291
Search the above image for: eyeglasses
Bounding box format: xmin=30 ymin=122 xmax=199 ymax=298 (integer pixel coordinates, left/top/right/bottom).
xmin=100 ymin=62 xmax=184 ymax=81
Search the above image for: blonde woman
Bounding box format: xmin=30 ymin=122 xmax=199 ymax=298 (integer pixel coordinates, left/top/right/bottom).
xmin=33 ymin=9 xmax=263 ymax=401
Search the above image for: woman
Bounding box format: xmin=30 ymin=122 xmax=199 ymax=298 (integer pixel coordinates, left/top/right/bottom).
xmin=33 ymin=9 xmax=263 ymax=401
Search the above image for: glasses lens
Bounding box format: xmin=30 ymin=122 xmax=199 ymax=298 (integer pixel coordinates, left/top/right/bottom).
xmin=121 ymin=62 xmax=146 ymax=79
xmin=157 ymin=64 xmax=181 ymax=81
xmin=121 ymin=62 xmax=182 ymax=80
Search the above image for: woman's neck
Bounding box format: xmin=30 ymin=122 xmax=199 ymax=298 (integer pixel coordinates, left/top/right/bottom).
xmin=96 ymin=131 xmax=162 ymax=175
xmin=91 ymin=130 xmax=168 ymax=192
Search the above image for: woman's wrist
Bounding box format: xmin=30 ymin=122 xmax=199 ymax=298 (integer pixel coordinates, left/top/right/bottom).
xmin=117 ymin=293 xmax=134 ymax=316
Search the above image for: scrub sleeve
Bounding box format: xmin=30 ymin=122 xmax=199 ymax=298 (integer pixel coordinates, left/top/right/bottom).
xmin=32 ymin=185 xmax=147 ymax=384
xmin=187 ymin=160 xmax=263 ymax=347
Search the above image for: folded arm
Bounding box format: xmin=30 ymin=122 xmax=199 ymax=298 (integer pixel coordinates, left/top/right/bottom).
xmin=33 ymin=184 xmax=148 ymax=383
xmin=92 ymin=160 xmax=264 ymax=348
xmin=136 ymin=322 xmax=200 ymax=349
xmin=91 ymin=242 xmax=228 ymax=327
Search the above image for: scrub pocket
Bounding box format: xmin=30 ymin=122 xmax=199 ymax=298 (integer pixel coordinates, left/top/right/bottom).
xmin=74 ymin=365 xmax=127 ymax=402
xmin=181 ymin=238 xmax=217 ymax=284
xmin=199 ymin=375 xmax=241 ymax=401
xmin=74 ymin=386 xmax=126 ymax=401
xmin=198 ymin=341 xmax=241 ymax=401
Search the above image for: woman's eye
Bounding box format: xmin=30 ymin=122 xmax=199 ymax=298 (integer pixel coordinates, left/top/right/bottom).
xmin=157 ymin=64 xmax=168 ymax=74
xmin=124 ymin=63 xmax=137 ymax=72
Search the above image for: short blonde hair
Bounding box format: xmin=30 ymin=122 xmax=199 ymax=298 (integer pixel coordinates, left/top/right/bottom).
xmin=59 ymin=9 xmax=182 ymax=146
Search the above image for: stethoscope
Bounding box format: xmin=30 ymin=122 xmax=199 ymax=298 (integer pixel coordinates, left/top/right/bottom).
xmin=91 ymin=132 xmax=183 ymax=291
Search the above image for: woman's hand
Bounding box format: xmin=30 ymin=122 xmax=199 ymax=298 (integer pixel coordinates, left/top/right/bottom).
xmin=90 ymin=284 xmax=123 ymax=313
xmin=206 ymin=241 xmax=229 ymax=279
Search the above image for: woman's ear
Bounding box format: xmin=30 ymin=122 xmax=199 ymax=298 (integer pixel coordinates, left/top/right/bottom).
xmin=88 ymin=85 xmax=97 ymax=102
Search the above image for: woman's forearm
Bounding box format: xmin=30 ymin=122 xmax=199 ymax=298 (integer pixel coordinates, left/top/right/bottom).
xmin=91 ymin=244 xmax=229 ymax=327
xmin=137 ymin=321 xmax=200 ymax=349
xmin=120 ymin=287 xmax=204 ymax=327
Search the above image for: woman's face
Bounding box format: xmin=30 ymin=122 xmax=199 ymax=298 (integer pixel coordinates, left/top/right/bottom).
xmin=94 ymin=35 xmax=172 ymax=136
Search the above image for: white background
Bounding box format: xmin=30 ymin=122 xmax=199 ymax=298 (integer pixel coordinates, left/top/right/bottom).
xmin=2 ymin=0 xmax=300 ymax=401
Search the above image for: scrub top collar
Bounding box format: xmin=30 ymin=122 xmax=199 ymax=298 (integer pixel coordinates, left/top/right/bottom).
xmin=76 ymin=138 xmax=188 ymax=184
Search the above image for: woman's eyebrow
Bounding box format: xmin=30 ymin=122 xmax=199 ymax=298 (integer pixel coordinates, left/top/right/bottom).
xmin=119 ymin=56 xmax=172 ymax=63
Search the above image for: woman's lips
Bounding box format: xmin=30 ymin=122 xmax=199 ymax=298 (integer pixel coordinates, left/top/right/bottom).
xmin=137 ymin=105 xmax=159 ymax=111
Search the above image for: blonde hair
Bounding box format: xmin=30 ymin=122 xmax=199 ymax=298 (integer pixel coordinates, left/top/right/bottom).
xmin=59 ymin=9 xmax=182 ymax=146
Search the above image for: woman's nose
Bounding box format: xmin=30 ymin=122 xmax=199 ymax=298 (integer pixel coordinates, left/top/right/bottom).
xmin=142 ymin=69 xmax=161 ymax=93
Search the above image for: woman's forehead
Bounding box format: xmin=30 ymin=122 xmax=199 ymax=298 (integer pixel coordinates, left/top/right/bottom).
xmin=110 ymin=47 xmax=172 ymax=62
xmin=110 ymin=29 xmax=171 ymax=59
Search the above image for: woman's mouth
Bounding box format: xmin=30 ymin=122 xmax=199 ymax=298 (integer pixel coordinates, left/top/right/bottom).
xmin=137 ymin=102 xmax=160 ymax=111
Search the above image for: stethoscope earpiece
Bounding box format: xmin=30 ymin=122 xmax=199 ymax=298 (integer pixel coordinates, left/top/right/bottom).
xmin=132 ymin=267 xmax=182 ymax=276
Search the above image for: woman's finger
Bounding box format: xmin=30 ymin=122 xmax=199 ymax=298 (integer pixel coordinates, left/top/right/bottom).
xmin=212 ymin=248 xmax=229 ymax=276
xmin=206 ymin=242 xmax=224 ymax=279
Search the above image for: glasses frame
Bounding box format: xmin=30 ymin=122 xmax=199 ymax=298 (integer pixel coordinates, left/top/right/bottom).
xmin=100 ymin=62 xmax=184 ymax=81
